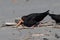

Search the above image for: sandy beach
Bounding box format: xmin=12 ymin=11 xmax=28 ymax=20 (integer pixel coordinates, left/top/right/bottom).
xmin=0 ymin=26 xmax=60 ymax=40
xmin=0 ymin=0 xmax=60 ymax=40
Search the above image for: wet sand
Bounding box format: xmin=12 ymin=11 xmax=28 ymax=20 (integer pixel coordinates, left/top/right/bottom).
xmin=0 ymin=25 xmax=60 ymax=40
xmin=0 ymin=0 xmax=60 ymax=40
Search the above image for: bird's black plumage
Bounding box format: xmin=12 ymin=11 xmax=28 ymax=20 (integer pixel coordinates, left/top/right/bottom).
xmin=49 ymin=14 xmax=60 ymax=23
xmin=21 ymin=10 xmax=50 ymax=27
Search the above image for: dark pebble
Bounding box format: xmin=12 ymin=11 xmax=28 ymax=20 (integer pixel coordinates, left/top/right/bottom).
xmin=55 ymin=33 xmax=60 ymax=39
xmin=49 ymin=30 xmax=51 ymax=32
xmin=43 ymin=38 xmax=48 ymax=40
xmin=12 ymin=33 xmax=15 ymax=35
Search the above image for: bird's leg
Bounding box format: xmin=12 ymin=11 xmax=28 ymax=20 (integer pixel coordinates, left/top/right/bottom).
xmin=37 ymin=22 xmax=41 ymax=27
xmin=30 ymin=25 xmax=35 ymax=28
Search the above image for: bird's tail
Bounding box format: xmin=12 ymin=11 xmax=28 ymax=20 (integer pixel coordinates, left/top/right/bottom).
xmin=42 ymin=10 xmax=50 ymax=15
xmin=45 ymin=10 xmax=50 ymax=13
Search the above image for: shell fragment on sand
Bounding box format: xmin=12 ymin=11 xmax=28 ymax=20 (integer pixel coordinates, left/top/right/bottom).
xmin=32 ymin=33 xmax=49 ymax=37
xmin=1 ymin=22 xmax=16 ymax=27
xmin=5 ymin=22 xmax=16 ymax=25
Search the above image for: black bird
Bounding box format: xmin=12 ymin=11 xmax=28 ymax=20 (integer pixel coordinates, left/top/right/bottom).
xmin=49 ymin=14 xmax=60 ymax=23
xmin=17 ymin=10 xmax=50 ymax=27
